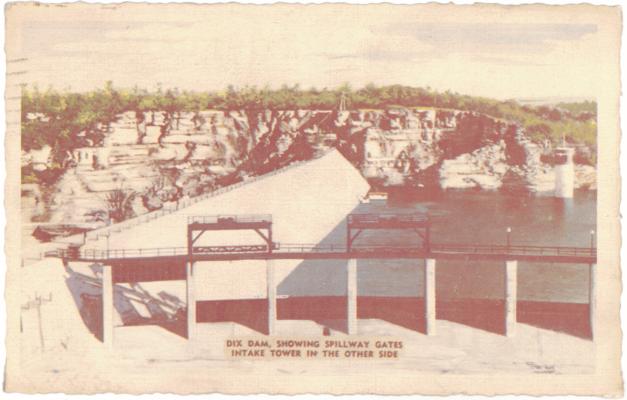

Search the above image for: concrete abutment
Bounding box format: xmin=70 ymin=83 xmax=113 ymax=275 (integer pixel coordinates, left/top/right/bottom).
xmin=347 ymin=258 xmax=357 ymax=335
xmin=186 ymin=262 xmax=196 ymax=341
xmin=267 ymin=260 xmax=277 ymax=335
xmin=425 ymin=258 xmax=436 ymax=336
xmin=505 ymin=260 xmax=517 ymax=337
xmin=102 ymin=264 xmax=113 ymax=348
xmin=589 ymin=263 xmax=596 ymax=340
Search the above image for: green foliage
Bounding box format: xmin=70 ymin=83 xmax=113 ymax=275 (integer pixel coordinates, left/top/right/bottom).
xmin=556 ymin=100 xmax=596 ymax=117
xmin=22 ymin=83 xmax=597 ymax=163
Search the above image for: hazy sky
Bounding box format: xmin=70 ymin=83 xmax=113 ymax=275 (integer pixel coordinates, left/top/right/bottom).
xmin=6 ymin=3 xmax=618 ymax=100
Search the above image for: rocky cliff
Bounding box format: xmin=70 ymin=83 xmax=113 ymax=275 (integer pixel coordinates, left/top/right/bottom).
xmin=21 ymin=107 xmax=596 ymax=227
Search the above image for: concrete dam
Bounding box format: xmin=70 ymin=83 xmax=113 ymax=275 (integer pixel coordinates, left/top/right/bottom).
xmin=50 ymin=148 xmax=596 ymax=346
xmin=84 ymin=149 xmax=373 ymax=339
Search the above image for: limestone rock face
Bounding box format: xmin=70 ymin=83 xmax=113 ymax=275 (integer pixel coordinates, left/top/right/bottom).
xmin=575 ymin=164 xmax=597 ymax=190
xmin=23 ymin=107 xmax=597 ymax=227
xmin=439 ymin=144 xmax=508 ymax=190
xmin=25 ymin=145 xmax=53 ymax=172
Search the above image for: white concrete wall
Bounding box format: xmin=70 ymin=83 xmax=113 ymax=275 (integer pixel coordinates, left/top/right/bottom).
xmin=86 ymin=150 xmax=371 ymax=301
xmin=95 ymin=150 xmax=369 ymax=250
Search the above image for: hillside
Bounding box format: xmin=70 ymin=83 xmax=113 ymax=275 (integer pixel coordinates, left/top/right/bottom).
xmin=20 ymin=84 xmax=597 ymax=229
xmin=21 ymin=84 xmax=596 ymax=168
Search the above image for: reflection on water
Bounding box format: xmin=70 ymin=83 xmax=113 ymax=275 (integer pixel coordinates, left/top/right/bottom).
xmin=387 ymin=189 xmax=595 ymax=247
xmin=355 ymin=189 xmax=596 ymax=304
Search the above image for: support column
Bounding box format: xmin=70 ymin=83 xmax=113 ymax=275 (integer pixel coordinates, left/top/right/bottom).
xmin=589 ymin=263 xmax=596 ymax=340
xmin=267 ymin=260 xmax=277 ymax=335
xmin=347 ymin=258 xmax=357 ymax=335
xmin=186 ymin=262 xmax=196 ymax=341
xmin=102 ymin=264 xmax=113 ymax=348
xmin=505 ymin=260 xmax=518 ymax=337
xmin=424 ymin=259 xmax=436 ymax=336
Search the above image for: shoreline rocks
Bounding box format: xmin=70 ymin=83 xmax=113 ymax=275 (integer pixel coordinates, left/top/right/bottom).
xmin=439 ymin=143 xmax=508 ymax=190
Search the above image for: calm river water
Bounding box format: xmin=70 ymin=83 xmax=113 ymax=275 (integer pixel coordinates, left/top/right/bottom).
xmin=353 ymin=189 xmax=596 ymax=304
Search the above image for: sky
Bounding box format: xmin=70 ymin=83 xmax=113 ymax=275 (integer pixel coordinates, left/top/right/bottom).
xmin=6 ymin=3 xmax=620 ymax=101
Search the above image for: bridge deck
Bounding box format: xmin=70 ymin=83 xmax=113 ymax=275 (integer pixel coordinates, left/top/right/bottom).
xmin=49 ymin=243 xmax=597 ymax=264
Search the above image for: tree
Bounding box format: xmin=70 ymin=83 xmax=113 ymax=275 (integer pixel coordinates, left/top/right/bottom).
xmin=526 ymin=123 xmax=552 ymax=143
xmin=105 ymin=189 xmax=136 ymax=223
xmin=21 ymin=82 xmax=598 ymax=179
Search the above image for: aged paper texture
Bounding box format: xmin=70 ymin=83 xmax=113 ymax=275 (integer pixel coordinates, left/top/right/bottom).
xmin=4 ymin=2 xmax=622 ymax=395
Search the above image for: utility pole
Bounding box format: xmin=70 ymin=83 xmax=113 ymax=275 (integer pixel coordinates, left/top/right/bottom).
xmin=21 ymin=293 xmax=53 ymax=352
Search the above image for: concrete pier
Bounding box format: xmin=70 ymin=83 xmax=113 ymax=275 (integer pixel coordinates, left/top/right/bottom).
xmin=589 ymin=263 xmax=596 ymax=340
xmin=102 ymin=264 xmax=113 ymax=348
xmin=267 ymin=260 xmax=277 ymax=335
xmin=347 ymin=258 xmax=357 ymax=335
xmin=186 ymin=262 xmax=196 ymax=341
xmin=425 ymin=259 xmax=436 ymax=336
xmin=505 ymin=260 xmax=518 ymax=337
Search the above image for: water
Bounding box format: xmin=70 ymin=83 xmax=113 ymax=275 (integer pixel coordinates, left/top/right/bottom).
xmin=355 ymin=189 xmax=596 ymax=304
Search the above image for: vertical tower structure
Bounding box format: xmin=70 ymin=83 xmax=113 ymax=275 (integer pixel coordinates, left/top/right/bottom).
xmin=554 ymin=146 xmax=575 ymax=198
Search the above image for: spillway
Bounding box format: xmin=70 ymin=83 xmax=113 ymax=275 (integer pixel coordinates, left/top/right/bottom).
xmin=84 ymin=149 xmax=371 ymax=301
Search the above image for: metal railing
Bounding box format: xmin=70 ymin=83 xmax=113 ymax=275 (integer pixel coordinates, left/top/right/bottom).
xmin=348 ymin=213 xmax=430 ymax=225
xmin=274 ymin=243 xmax=346 ymax=253
xmin=46 ymin=242 xmax=596 ymax=261
xmin=47 ymin=247 xmax=188 ymax=260
xmin=276 ymin=244 xmax=426 ymax=254
xmin=193 ymin=245 xmax=270 ymax=253
xmin=430 ymin=243 xmax=596 ymax=257
xmin=188 ymin=214 xmax=273 ymax=225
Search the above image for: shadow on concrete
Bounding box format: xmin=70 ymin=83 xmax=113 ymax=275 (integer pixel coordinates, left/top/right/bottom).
xmin=276 ymin=202 xmax=427 ymax=333
xmin=358 ymin=297 xmax=426 ymax=333
xmin=64 ymin=265 xmax=187 ymax=341
xmin=518 ymin=301 xmax=591 ymax=340
xmin=278 ymin=296 xmax=349 ymax=334
xmin=433 ymin=299 xmax=592 ymax=338
xmin=116 ymin=282 xmax=187 ymax=338
xmin=65 ymin=265 xmax=104 ymax=341
xmin=436 ymin=299 xmax=506 ymax=335
xmin=197 ymin=299 xmax=269 ymax=334
xmin=63 ymin=200 xmax=592 ymax=340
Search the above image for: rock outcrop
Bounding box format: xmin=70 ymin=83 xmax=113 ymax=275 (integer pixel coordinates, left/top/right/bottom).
xmin=22 ymin=107 xmax=597 ymax=226
xmin=440 ymin=143 xmax=508 ymax=190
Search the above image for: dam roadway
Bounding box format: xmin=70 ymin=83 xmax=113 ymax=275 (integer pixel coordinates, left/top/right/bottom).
xmin=48 ymin=211 xmax=598 ymax=345
xmin=53 ymin=242 xmax=596 ymax=265
xmin=32 ymin=152 xmax=599 ymax=350
xmin=48 ymin=204 xmax=600 ymax=346
xmin=53 ymin=212 xmax=596 ymax=265
xmin=53 ymin=239 xmax=597 ymax=346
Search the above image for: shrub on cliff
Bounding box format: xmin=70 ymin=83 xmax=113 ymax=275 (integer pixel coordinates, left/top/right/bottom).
xmin=21 ymin=83 xmax=597 ymax=180
xmin=105 ymin=188 xmax=136 ymax=223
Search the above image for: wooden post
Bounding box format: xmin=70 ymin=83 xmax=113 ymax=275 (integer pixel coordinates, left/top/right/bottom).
xmin=267 ymin=260 xmax=276 ymax=335
xmin=589 ymin=263 xmax=596 ymax=340
xmin=102 ymin=264 xmax=113 ymax=348
xmin=186 ymin=262 xmax=196 ymax=341
xmin=347 ymin=258 xmax=357 ymax=335
xmin=425 ymin=259 xmax=436 ymax=336
xmin=505 ymin=260 xmax=518 ymax=337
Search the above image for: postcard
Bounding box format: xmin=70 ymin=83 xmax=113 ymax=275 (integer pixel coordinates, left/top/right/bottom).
xmin=4 ymin=2 xmax=622 ymax=395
